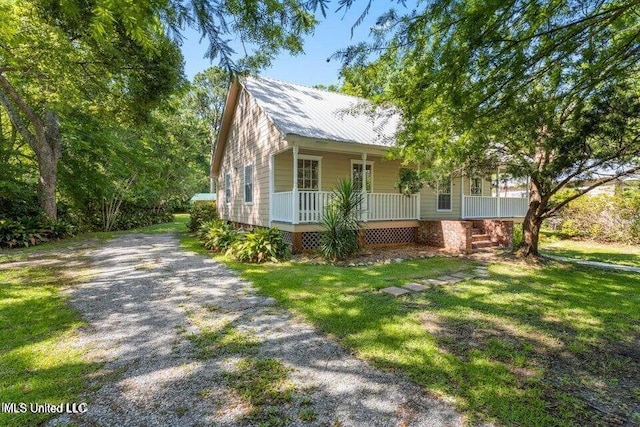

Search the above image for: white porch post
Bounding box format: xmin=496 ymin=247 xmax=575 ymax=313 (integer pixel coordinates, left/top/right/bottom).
xmin=361 ymin=152 xmax=368 ymax=222
xmin=269 ymin=154 xmax=274 ymax=225
xmin=292 ymin=146 xmax=299 ymax=224
xmin=496 ymin=167 xmax=501 ymax=218
xmin=461 ymin=172 xmax=465 ymax=219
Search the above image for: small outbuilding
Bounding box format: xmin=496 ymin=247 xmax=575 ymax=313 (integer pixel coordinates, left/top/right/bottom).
xmin=189 ymin=193 xmax=217 ymax=204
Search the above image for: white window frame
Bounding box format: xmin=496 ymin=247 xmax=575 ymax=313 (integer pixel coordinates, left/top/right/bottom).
xmin=243 ymin=164 xmax=253 ymax=204
xmin=437 ymin=176 xmax=453 ymax=212
xmin=224 ymin=172 xmax=231 ymax=205
xmin=350 ymin=160 xmax=374 ymax=193
xmin=470 ymin=177 xmax=483 ymax=196
xmin=297 ymin=154 xmax=322 ymax=191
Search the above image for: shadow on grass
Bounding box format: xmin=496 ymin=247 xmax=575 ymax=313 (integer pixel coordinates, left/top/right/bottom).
xmin=229 ymin=257 xmax=640 ymax=426
xmin=0 ymin=259 xmax=101 ymax=427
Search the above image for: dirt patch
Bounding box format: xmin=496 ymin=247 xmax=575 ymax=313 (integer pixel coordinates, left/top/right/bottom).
xmin=292 ymin=244 xmax=504 ymax=266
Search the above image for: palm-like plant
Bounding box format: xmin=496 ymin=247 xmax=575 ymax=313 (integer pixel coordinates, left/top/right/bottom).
xmin=320 ymin=179 xmax=364 ymax=261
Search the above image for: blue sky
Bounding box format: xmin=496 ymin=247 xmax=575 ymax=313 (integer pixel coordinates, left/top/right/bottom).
xmin=180 ymin=2 xmax=413 ymax=87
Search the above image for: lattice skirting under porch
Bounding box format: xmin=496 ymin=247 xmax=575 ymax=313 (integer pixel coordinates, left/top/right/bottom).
xmin=302 ymin=232 xmax=322 ymax=251
xmin=292 ymin=227 xmax=418 ymax=251
xmin=280 ymin=231 xmax=293 ymax=250
xmin=365 ymin=227 xmax=416 ymax=246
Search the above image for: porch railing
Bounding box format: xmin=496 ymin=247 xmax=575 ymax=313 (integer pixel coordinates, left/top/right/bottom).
xmin=463 ymin=196 xmax=528 ymax=219
xmin=272 ymin=190 xmax=419 ymax=224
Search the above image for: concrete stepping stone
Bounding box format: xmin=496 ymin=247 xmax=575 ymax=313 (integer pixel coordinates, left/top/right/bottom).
xmin=402 ymin=282 xmax=427 ymax=292
xmin=474 ymin=268 xmax=490 ymax=276
xmin=381 ymin=286 xmax=411 ymax=296
xmin=422 ymin=278 xmax=447 ymax=286
xmin=437 ymin=275 xmax=463 ymax=284
xmin=451 ymin=272 xmax=475 ymax=279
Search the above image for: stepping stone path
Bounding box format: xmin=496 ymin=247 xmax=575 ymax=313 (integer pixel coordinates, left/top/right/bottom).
xmin=451 ymin=272 xmax=475 ymax=279
xmin=381 ymin=266 xmax=492 ymax=297
xmin=437 ymin=275 xmax=463 ymax=284
xmin=380 ymin=286 xmax=411 ymax=296
xmin=402 ymin=282 xmax=427 ymax=292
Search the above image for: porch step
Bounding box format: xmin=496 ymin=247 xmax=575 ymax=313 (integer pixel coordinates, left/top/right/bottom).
xmin=472 ymin=233 xmax=490 ymax=242
xmin=472 ymin=240 xmax=499 ymax=250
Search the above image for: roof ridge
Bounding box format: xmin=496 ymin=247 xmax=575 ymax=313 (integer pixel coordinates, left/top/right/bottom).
xmin=244 ymin=75 xmax=373 ymax=105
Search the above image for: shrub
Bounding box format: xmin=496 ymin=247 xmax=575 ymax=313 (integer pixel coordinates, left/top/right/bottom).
xmin=199 ymin=219 xmax=237 ymax=252
xmin=0 ymin=217 xmax=74 ymax=249
xmin=552 ymin=190 xmax=640 ymax=244
xmin=320 ymin=179 xmax=363 ymax=261
xmin=113 ymin=208 xmax=174 ymax=230
xmin=43 ymin=219 xmax=75 ymax=240
xmin=227 ymin=227 xmax=290 ymax=263
xmin=512 ymin=224 xmax=523 ymax=248
xmin=188 ymin=201 xmax=218 ymax=232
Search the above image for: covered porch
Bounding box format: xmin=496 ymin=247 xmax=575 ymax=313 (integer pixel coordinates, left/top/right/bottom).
xmin=269 ymin=144 xmax=419 ymax=224
xmin=462 ymin=196 xmax=529 ymax=219
xmin=272 ymin=190 xmax=420 ymax=224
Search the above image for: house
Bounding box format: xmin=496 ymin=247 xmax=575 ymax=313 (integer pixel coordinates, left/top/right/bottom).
xmin=189 ymin=193 xmax=217 ymax=204
xmin=211 ymin=76 xmax=528 ymax=253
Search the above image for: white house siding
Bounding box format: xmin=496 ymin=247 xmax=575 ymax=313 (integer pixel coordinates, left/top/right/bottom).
xmin=217 ymin=88 xmax=287 ymax=227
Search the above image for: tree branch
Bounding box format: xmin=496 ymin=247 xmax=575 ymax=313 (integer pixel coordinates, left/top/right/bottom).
xmin=0 ymin=73 xmax=44 ymax=147
xmin=543 ymin=165 xmax=640 ymax=218
xmin=0 ymin=87 xmax=37 ymax=147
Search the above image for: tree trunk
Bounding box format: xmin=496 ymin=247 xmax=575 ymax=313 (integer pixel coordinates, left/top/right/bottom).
xmin=36 ymin=111 xmax=61 ymax=220
xmin=0 ymin=76 xmax=61 ymax=220
xmin=518 ymin=181 xmax=546 ymax=257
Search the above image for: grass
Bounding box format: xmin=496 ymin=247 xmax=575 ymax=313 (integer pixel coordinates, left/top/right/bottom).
xmin=183 ymin=227 xmax=640 ymax=426
xmin=0 ymin=214 xmax=190 ymax=426
xmin=540 ymin=231 xmax=640 ymax=268
xmin=0 ymin=255 xmax=99 ymax=426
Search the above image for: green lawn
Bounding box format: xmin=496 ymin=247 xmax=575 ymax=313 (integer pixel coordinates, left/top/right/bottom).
xmin=0 ymin=255 xmax=99 ymax=426
xmin=540 ymin=232 xmax=640 ymax=268
xmin=189 ymin=233 xmax=640 ymax=426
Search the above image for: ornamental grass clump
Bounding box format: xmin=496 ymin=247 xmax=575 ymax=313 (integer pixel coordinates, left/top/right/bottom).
xmin=320 ymin=179 xmax=363 ymax=261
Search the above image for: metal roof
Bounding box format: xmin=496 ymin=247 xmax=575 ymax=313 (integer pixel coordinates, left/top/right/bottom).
xmin=242 ymin=76 xmax=400 ymax=147
xmin=189 ymin=193 xmax=217 ymax=202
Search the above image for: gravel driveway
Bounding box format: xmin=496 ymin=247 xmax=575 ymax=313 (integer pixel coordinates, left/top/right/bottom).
xmin=51 ymin=233 xmax=463 ymax=426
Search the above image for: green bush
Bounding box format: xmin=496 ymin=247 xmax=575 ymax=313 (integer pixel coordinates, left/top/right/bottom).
xmin=111 ymin=208 xmax=174 ymax=231
xmin=227 ymin=227 xmax=290 ymax=263
xmin=553 ymin=190 xmax=640 ymax=244
xmin=199 ymin=219 xmax=237 ymax=252
xmin=0 ymin=217 xmax=74 ymax=249
xmin=512 ymin=224 xmax=523 ymax=248
xmin=188 ymin=201 xmax=218 ymax=232
xmin=320 ymin=179 xmax=363 ymax=261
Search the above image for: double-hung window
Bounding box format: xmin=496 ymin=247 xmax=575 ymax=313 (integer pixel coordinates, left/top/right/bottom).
xmin=244 ymin=164 xmax=253 ymax=204
xmin=470 ymin=177 xmax=483 ymax=196
xmin=224 ymin=173 xmax=231 ymax=204
xmin=297 ymin=156 xmax=321 ymax=190
xmin=437 ymin=176 xmax=452 ymax=211
xmin=351 ymin=160 xmax=373 ymax=192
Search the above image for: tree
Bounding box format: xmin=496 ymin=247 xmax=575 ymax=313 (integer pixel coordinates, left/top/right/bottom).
xmin=338 ymin=0 xmax=640 ymax=256
xmin=0 ymin=0 xmax=323 ymax=219
xmin=0 ymin=1 xmax=183 ymax=219
xmin=188 ymin=67 xmax=230 ymax=192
